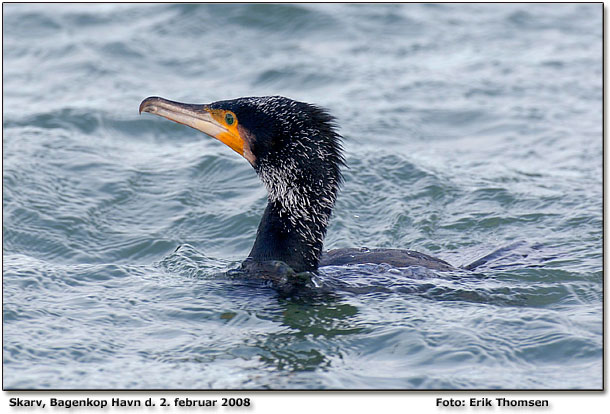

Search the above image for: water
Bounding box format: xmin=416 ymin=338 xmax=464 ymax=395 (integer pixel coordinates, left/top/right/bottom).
xmin=2 ymin=3 xmax=602 ymax=389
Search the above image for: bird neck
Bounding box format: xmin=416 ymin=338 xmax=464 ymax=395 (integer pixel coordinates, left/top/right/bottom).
xmin=247 ymin=177 xmax=336 ymax=273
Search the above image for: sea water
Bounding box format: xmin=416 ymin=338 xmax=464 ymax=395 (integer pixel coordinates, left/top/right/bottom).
xmin=2 ymin=3 xmax=602 ymax=389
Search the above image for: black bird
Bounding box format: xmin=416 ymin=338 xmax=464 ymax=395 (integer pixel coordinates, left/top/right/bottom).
xmin=139 ymin=96 xmax=456 ymax=274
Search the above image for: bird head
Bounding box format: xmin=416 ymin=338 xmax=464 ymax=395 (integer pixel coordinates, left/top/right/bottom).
xmin=139 ymin=96 xmax=344 ymax=208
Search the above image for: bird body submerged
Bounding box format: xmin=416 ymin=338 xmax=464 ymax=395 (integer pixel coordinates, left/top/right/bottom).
xmin=139 ymin=95 xmax=458 ymax=275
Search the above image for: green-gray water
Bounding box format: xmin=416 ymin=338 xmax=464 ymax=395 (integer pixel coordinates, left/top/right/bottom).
xmin=2 ymin=3 xmax=602 ymax=389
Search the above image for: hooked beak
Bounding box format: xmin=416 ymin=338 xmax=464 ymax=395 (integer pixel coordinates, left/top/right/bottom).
xmin=139 ymin=96 xmax=245 ymax=156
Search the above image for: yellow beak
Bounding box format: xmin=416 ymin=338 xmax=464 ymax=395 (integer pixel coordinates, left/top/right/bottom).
xmin=139 ymin=96 xmax=244 ymax=156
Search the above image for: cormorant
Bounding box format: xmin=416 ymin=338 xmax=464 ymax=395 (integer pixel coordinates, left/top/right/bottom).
xmin=139 ymin=96 xmax=456 ymax=274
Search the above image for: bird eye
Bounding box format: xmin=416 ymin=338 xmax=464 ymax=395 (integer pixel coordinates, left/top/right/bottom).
xmin=225 ymin=113 xmax=235 ymax=126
